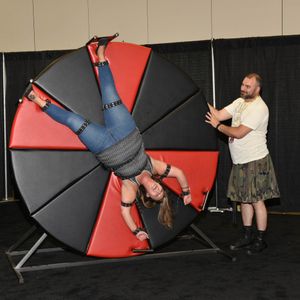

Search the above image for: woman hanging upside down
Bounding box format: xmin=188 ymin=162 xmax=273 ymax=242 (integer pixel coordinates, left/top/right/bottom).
xmin=28 ymin=33 xmax=192 ymax=241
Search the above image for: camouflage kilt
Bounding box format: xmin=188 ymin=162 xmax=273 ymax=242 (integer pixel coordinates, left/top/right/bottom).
xmin=227 ymin=154 xmax=280 ymax=203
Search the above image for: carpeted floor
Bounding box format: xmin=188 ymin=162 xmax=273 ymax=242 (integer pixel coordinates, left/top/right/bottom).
xmin=0 ymin=201 xmax=299 ymax=300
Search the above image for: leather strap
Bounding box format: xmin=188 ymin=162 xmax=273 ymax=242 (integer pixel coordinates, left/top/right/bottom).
xmin=41 ymin=99 xmax=51 ymax=111
xmin=94 ymin=61 xmax=109 ymax=67
xmin=160 ymin=164 xmax=171 ymax=180
xmin=102 ymin=100 xmax=122 ymax=111
xmin=132 ymin=227 xmax=146 ymax=235
xmin=121 ymin=201 xmax=135 ymax=207
xmin=75 ymin=119 xmax=90 ymax=135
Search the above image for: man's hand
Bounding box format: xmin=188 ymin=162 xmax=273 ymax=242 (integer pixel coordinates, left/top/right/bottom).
xmin=205 ymin=111 xmax=220 ymax=128
xmin=207 ymin=102 xmax=214 ymax=113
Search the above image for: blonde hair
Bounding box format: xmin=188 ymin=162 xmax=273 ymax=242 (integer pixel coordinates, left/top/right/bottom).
xmin=139 ymin=179 xmax=173 ymax=229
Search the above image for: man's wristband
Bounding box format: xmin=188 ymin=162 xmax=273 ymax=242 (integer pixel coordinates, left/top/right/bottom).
xmin=216 ymin=123 xmax=222 ymax=130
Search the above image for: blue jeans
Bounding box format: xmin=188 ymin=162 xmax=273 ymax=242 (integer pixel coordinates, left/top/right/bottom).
xmin=44 ymin=63 xmax=136 ymax=153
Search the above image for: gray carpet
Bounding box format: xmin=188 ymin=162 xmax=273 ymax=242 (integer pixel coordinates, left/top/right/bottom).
xmin=1 ymin=202 xmax=299 ymax=299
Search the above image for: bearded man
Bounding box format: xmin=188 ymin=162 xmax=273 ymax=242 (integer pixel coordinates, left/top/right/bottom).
xmin=205 ymin=73 xmax=280 ymax=255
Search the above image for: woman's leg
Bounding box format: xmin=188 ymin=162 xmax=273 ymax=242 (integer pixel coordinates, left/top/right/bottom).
xmin=97 ymin=46 xmax=136 ymax=140
xmin=28 ymin=92 xmax=113 ymax=153
xmin=45 ymin=104 xmax=113 ymax=153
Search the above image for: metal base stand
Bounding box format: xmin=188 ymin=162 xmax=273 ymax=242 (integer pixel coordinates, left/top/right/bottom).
xmin=207 ymin=206 xmax=233 ymax=213
xmin=1 ymin=197 xmax=18 ymax=203
xmin=6 ymin=224 xmax=236 ymax=284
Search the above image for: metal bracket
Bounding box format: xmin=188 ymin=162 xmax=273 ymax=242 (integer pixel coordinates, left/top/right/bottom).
xmin=6 ymin=223 xmax=235 ymax=284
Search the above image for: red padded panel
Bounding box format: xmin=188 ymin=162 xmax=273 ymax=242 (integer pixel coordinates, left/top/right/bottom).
xmin=9 ymin=85 xmax=86 ymax=150
xmin=87 ymin=42 xmax=151 ymax=112
xmin=147 ymin=151 xmax=219 ymax=212
xmin=10 ymin=43 xmax=151 ymax=150
xmin=87 ymin=151 xmax=218 ymax=257
xmin=87 ymin=174 xmax=149 ymax=258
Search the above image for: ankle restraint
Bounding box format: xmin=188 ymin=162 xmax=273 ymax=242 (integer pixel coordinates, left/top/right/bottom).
xmin=41 ymin=99 xmax=51 ymax=111
xmin=102 ymin=100 xmax=122 ymax=111
xmin=75 ymin=119 xmax=90 ymax=135
xmin=94 ymin=61 xmax=109 ymax=67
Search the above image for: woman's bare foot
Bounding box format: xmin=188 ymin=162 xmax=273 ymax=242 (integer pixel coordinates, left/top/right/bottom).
xmin=96 ymin=45 xmax=106 ymax=62
xmin=95 ymin=33 xmax=119 ymax=62
xmin=28 ymin=91 xmax=48 ymax=109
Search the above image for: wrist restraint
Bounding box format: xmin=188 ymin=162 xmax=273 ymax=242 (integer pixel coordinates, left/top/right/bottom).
xmin=132 ymin=227 xmax=146 ymax=235
xmin=121 ymin=201 xmax=135 ymax=207
xmin=181 ymin=188 xmax=190 ymax=197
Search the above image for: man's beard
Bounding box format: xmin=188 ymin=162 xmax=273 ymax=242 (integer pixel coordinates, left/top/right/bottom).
xmin=240 ymin=91 xmax=254 ymax=99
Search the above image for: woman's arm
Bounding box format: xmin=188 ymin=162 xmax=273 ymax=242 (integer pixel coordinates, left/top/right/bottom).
xmin=121 ymin=183 xmax=149 ymax=241
xmin=168 ymin=165 xmax=192 ymax=205
xmin=151 ymin=159 xmax=192 ymax=205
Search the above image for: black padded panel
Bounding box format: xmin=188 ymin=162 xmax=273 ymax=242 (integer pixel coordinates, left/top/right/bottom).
xmin=33 ymin=165 xmax=106 ymax=253
xmin=34 ymin=47 xmax=103 ymax=125
xmin=136 ymin=190 xmax=198 ymax=249
xmin=11 ymin=150 xmax=105 ymax=214
xmin=133 ymin=52 xmax=199 ymax=132
xmin=142 ymin=91 xmax=218 ymax=150
xmin=10 ymin=42 xmax=217 ymax=258
xmin=0 ymin=55 xmax=3 ymax=200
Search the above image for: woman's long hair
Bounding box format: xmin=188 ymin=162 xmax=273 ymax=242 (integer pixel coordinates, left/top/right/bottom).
xmin=138 ymin=178 xmax=173 ymax=229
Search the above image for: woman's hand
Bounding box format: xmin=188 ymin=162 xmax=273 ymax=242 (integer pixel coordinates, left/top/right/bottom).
xmin=183 ymin=194 xmax=192 ymax=205
xmin=136 ymin=230 xmax=149 ymax=241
